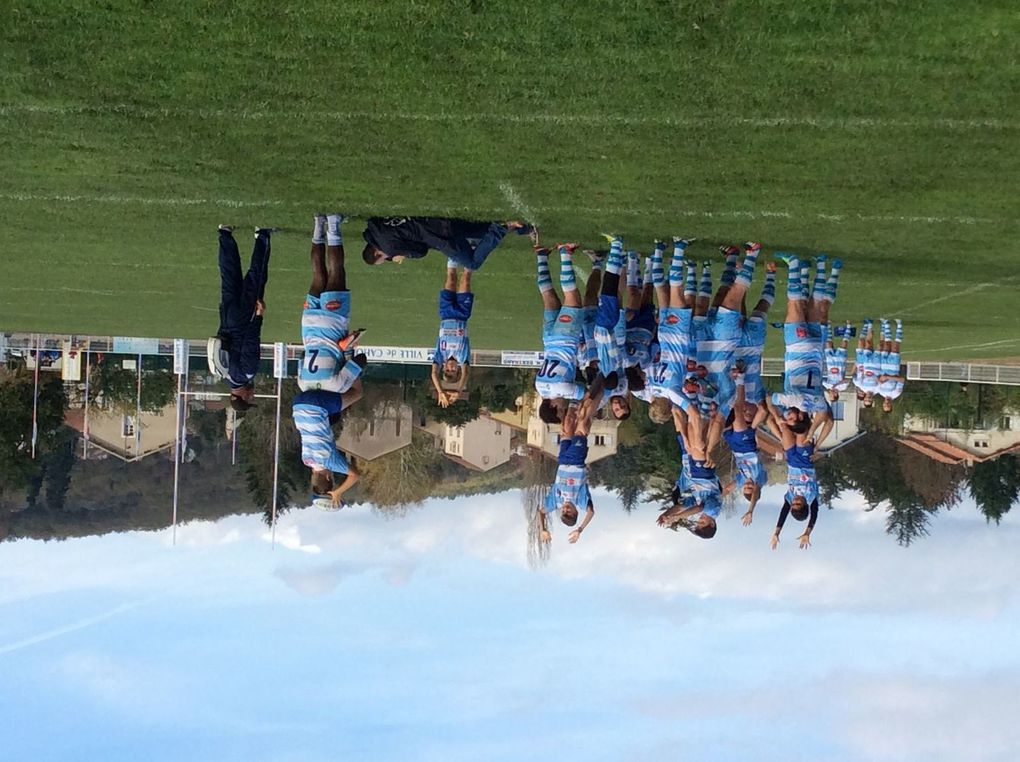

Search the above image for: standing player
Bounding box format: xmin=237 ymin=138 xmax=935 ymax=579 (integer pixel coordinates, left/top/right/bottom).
xmin=823 ymin=321 xmax=853 ymax=402
xmin=534 ymin=244 xmax=587 ymax=423
xmin=214 ymin=225 xmax=273 ymax=414
xmin=877 ymin=318 xmax=906 ymax=413
xmin=732 ymin=260 xmax=778 ymax=408
xmin=293 ymin=213 xmax=366 ymax=507
xmin=646 ymin=237 xmax=696 ymax=423
xmin=770 ymin=254 xmax=842 ymax=431
xmin=852 ymin=318 xmax=880 ymax=408
xmin=592 ymin=239 xmax=632 ymax=419
xmin=537 ymin=383 xmax=605 ymax=544
xmin=431 ymin=259 xmax=473 ymax=408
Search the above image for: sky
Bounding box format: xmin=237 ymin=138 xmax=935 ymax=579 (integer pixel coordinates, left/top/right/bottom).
xmin=1 ymin=486 xmax=1018 ymax=762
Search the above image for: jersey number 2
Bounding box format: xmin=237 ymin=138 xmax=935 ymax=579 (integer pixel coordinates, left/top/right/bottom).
xmin=539 ymin=358 xmax=560 ymax=377
xmin=306 ymin=349 xmax=320 ymax=374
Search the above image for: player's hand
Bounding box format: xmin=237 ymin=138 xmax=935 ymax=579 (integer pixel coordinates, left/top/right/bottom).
xmin=770 ymin=532 xmax=780 ymax=550
xmin=540 ymin=530 xmax=551 ymax=544
xmin=329 ymin=488 xmax=345 ymax=509
xmin=568 ymin=529 xmax=582 ymax=544
xmin=255 ymin=299 xmax=266 ymax=316
xmin=353 ymin=353 xmax=368 ymax=368
xmin=798 ymin=532 xmax=812 ymax=549
xmin=438 ymin=392 xmax=451 ymax=408
xmin=657 ymin=506 xmax=681 ymax=527
xmin=741 ymin=510 xmax=754 ymax=527
xmin=811 ymin=451 xmax=825 ymax=462
xmin=704 ymin=454 xmax=716 ymax=468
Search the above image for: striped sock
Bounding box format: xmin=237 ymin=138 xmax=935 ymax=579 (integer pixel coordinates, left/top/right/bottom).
xmin=812 ymin=256 xmax=828 ymax=299
xmin=684 ymin=261 xmax=697 ymax=297
xmin=895 ymin=320 xmax=903 ymax=341
xmin=800 ymin=263 xmax=811 ymax=298
xmin=721 ymin=248 xmax=739 ymax=287
xmin=651 ymin=244 xmax=666 ymax=286
xmin=536 ymin=250 xmax=553 ymax=293
xmin=591 ymin=255 xmax=604 ymax=273
xmin=326 ymin=214 xmax=344 ymax=246
xmin=642 ymin=256 xmax=652 ymax=286
xmin=699 ymin=262 xmax=712 ymax=297
xmin=862 ymin=319 xmax=874 ymax=339
xmin=788 ymin=257 xmax=804 ymax=300
xmin=312 ymin=215 xmax=326 ymax=245
xmin=824 ymin=258 xmax=843 ymax=302
xmin=761 ymin=267 xmax=777 ymax=306
xmin=735 ymin=247 xmax=760 ymax=289
xmin=668 ymin=248 xmax=685 ymax=286
xmin=606 ymin=245 xmax=624 ymax=275
xmin=881 ymin=319 xmax=891 ymax=341
xmin=627 ymin=252 xmax=640 ymax=288
xmin=560 ymin=247 xmax=577 ymax=292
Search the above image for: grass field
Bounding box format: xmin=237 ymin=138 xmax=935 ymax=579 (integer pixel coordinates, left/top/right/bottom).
xmin=1 ymin=1 xmax=1018 ymax=359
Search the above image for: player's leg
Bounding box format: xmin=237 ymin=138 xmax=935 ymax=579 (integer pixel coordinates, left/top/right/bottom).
xmin=652 ymin=239 xmax=668 ymax=308
xmin=458 ymin=266 xmax=472 ymax=295
xmin=683 ymin=254 xmax=697 ymax=309
xmin=218 ymin=225 xmax=244 ymax=308
xmin=309 ymin=215 xmax=328 ymax=298
xmin=325 ymin=213 xmax=347 ymax=293
xmin=695 ymin=261 xmax=713 ymax=315
xmin=893 ymin=319 xmax=903 ymax=353
xmin=584 ymin=249 xmax=603 ymax=308
xmin=626 ymin=250 xmax=641 ymax=311
xmin=559 ymin=244 xmax=582 ymax=308
xmin=668 ymin=239 xmax=688 ymax=308
xmin=444 ymin=259 xmax=458 ymax=292
xmin=641 ymin=247 xmax=656 ymax=307
xmin=536 ymin=247 xmax=561 ymax=311
xmin=751 ymin=261 xmax=777 ymax=317
xmin=719 ymin=242 xmax=760 ymax=312
xmin=782 ymin=255 xmax=808 ymax=324
xmin=245 ymin=228 xmax=273 ymax=302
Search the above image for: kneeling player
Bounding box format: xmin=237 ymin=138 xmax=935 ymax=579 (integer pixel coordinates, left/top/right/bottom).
xmin=823 ymin=321 xmax=852 ymax=402
xmin=656 ymin=406 xmax=726 ymax=538
xmin=431 ymin=260 xmax=473 ymax=407
xmin=293 ymin=214 xmax=366 ymax=506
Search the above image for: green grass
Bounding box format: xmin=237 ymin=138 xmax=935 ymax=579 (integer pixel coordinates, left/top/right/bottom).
xmin=1 ymin=1 xmax=1018 ymax=359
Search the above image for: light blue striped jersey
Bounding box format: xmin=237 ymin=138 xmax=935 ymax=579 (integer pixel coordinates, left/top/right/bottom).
xmin=434 ymin=319 xmax=470 ymax=365
xmin=824 ymin=346 xmax=849 ymax=391
xmin=544 ymin=464 xmax=590 ymax=513
xmin=786 ymin=465 xmax=818 ymax=505
xmin=782 ymin=322 xmax=825 ymax=397
xmin=292 ymin=390 xmax=349 ymax=474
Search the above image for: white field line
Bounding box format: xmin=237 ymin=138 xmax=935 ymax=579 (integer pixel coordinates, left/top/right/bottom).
xmin=1 ymin=103 xmax=1016 ymax=131
xmin=917 ymin=338 xmax=1020 ymax=355
xmin=889 ymin=275 xmax=1020 ymax=318
xmin=499 ymin=181 xmax=537 ymax=224
xmin=1 ymin=192 xmax=1013 ymax=228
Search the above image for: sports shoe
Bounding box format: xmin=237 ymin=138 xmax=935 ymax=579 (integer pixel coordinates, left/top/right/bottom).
xmin=601 ymin=233 xmax=621 ymax=244
xmin=672 ymin=236 xmax=695 ymax=248
xmin=557 ymin=243 xmax=579 ymax=255
xmin=774 ymin=252 xmax=797 ymax=265
xmin=327 ymin=213 xmax=349 ymax=224
xmin=255 ymin=227 xmax=282 ymax=236
xmin=584 ymin=249 xmax=605 ymax=265
xmin=744 ymin=241 xmax=762 ymax=254
xmin=831 ymin=257 xmax=843 ymax=269
xmin=813 ymin=253 xmax=828 ymax=264
xmin=218 ymin=224 xmax=234 ymax=233
xmin=765 ymin=261 xmax=778 ymax=273
xmin=719 ymin=245 xmax=740 ymax=257
xmin=534 ymin=246 xmax=550 ymax=256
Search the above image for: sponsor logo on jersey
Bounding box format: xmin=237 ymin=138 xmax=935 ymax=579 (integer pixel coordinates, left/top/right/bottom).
xmin=558 ymin=314 xmax=574 ymax=323
xmin=303 ymin=300 xmax=311 ymax=309
xmin=666 ymin=314 xmax=680 ymax=325
xmin=796 ymin=326 xmax=809 ymax=338
xmin=325 ymin=299 xmax=342 ymax=311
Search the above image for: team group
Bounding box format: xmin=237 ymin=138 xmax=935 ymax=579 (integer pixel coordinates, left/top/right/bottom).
xmin=214 ymin=215 xmax=906 ymax=544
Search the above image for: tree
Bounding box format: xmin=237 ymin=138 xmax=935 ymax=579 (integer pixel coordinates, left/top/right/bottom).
xmin=969 ymin=455 xmax=1020 ymax=524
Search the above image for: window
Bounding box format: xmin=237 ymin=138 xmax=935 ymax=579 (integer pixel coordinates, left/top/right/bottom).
xmin=594 ymin=435 xmax=606 ymax=447
xmin=974 ymin=440 xmax=989 ymax=449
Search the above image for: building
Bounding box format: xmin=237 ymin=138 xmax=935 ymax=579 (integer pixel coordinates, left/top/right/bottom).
xmin=338 ymin=403 xmax=413 ymax=461
xmin=65 ymin=403 xmax=177 ymax=461
xmin=441 ymin=417 xmax=512 ymax=472
xmin=898 ymin=408 xmax=1020 ymax=466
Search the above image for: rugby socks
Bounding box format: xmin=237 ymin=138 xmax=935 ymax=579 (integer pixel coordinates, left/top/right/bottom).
xmin=720 ymin=246 xmax=739 ymax=287
xmin=606 ymin=242 xmax=624 ymax=276
xmin=895 ymin=319 xmax=903 ymax=342
xmin=312 ymin=215 xmax=326 ymax=245
xmin=761 ymin=263 xmax=777 ymax=306
xmin=668 ymin=247 xmax=685 ymax=287
xmin=652 ymin=243 xmax=666 ymax=286
xmin=735 ymin=243 xmax=760 ymax=289
xmin=627 ymin=251 xmax=640 ymax=289
xmin=811 ymin=255 xmax=828 ymax=300
xmin=824 ymin=258 xmax=843 ymax=302
xmin=536 ymin=249 xmax=554 ymax=293
xmin=699 ymin=262 xmax=712 ymax=298
xmin=800 ymin=263 xmax=811 ymax=299
xmin=787 ymin=257 xmax=805 ymax=300
xmin=559 ymin=245 xmax=577 ymax=293
xmin=642 ymin=256 xmax=652 ymax=285
xmin=326 ymin=214 xmax=344 ymax=247
xmin=862 ymin=319 xmax=874 ymax=340
xmin=684 ymin=260 xmax=697 ymax=298
xmin=590 ymin=252 xmax=605 ymax=273
xmin=881 ymin=319 xmax=891 ymax=341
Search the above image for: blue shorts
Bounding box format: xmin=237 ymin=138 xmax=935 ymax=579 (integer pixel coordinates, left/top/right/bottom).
xmin=558 ymin=435 xmax=589 ymax=466
xmin=596 ymin=294 xmax=620 ymax=330
xmin=626 ymin=303 xmax=656 ymax=334
xmin=439 ymin=289 xmax=474 ymax=321
xmin=544 ymin=306 xmax=585 ymax=339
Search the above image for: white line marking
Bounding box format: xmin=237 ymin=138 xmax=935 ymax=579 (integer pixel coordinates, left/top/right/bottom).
xmin=0 ymin=192 xmax=1012 ymax=227
xmin=889 ymin=276 xmax=1019 ymax=318
xmin=499 ymin=182 xmax=537 ymax=224
xmin=917 ymin=338 xmax=1020 ymax=354
xmin=1 ymin=103 xmax=1016 ymax=131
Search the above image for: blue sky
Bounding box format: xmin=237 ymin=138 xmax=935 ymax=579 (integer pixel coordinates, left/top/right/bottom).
xmin=1 ymin=487 xmax=1018 ymax=762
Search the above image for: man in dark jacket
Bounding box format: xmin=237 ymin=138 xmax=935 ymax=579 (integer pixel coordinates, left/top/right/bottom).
xmin=361 ymin=216 xmax=533 ymax=270
xmin=216 ymin=225 xmax=272 ymax=414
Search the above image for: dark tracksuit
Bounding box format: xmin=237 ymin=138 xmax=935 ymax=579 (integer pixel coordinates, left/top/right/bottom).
xmin=217 ymin=229 xmax=269 ymax=390
xmin=363 ymin=216 xmax=518 ymax=271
